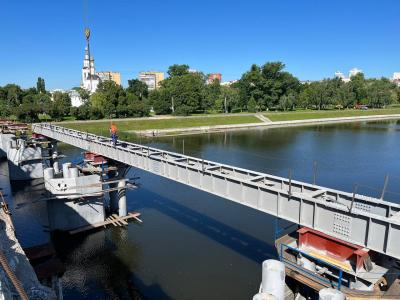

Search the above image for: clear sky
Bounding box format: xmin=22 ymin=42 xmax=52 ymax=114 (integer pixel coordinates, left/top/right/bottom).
xmin=0 ymin=0 xmax=399 ymax=90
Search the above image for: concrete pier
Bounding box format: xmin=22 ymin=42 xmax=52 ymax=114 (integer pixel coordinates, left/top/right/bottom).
xmin=45 ymin=163 xmax=105 ymax=231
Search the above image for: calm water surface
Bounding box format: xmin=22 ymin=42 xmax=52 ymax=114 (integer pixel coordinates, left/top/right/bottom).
xmin=3 ymin=120 xmax=400 ymax=299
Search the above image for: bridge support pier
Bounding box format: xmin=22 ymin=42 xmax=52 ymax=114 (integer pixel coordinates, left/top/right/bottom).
xmin=118 ymin=180 xmax=127 ymax=217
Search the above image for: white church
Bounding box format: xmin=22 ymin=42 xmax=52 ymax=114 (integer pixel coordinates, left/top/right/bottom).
xmin=81 ymin=46 xmax=100 ymax=94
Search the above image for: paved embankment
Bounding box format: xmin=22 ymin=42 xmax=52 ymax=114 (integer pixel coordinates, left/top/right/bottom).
xmin=0 ymin=202 xmax=55 ymax=299
xmin=132 ymin=114 xmax=400 ymax=137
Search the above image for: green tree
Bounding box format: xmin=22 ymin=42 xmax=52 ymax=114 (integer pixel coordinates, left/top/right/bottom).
xmin=36 ymin=77 xmax=46 ymax=93
xmin=349 ymin=73 xmax=367 ymax=104
xmin=167 ymin=64 xmax=190 ymax=77
xmin=366 ymin=78 xmax=396 ymax=108
xmin=126 ymin=79 xmax=149 ymax=99
xmin=204 ymin=79 xmax=221 ymax=112
xmin=247 ymin=96 xmax=257 ymax=112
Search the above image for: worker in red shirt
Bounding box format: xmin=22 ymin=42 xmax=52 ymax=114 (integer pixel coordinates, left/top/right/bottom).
xmin=110 ymin=123 xmax=118 ymax=146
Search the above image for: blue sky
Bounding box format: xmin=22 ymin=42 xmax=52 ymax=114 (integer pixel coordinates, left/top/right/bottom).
xmin=0 ymin=0 xmax=399 ymax=89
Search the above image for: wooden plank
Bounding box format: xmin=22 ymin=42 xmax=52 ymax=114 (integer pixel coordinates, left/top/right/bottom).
xmin=69 ymin=211 xmax=141 ymax=234
xmin=112 ymin=214 xmax=128 ymax=225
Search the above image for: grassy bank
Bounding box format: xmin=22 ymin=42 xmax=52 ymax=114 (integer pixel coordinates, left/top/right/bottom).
xmin=63 ymin=115 xmax=261 ymax=137
xmin=265 ymin=108 xmax=400 ymax=122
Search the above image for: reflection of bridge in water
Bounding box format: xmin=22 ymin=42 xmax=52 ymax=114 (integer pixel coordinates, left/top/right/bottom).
xmin=32 ymin=123 xmax=400 ymax=262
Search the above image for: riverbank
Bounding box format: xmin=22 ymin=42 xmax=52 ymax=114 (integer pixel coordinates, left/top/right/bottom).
xmin=59 ymin=108 xmax=400 ymax=138
xmin=133 ymin=114 xmax=400 ymax=137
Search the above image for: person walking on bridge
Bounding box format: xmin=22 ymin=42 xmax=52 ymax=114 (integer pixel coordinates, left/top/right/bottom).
xmin=110 ymin=123 xmax=118 ymax=146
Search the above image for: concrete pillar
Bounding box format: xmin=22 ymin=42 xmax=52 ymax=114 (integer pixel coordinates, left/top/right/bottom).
xmin=118 ymin=180 xmax=127 ymax=217
xmin=69 ymin=167 xmax=79 ymax=178
xmin=261 ymin=260 xmax=285 ymax=300
xmin=109 ymin=182 xmax=118 ymax=213
xmin=62 ymin=163 xmax=71 ymax=178
xmin=253 ymin=293 xmax=277 ymax=300
xmin=53 ymin=161 xmax=60 ymax=174
xmin=43 ymin=167 xmax=54 ymax=180
xmin=319 ymin=288 xmax=345 ymax=300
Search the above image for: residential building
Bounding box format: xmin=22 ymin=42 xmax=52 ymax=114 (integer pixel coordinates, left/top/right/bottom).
xmin=208 ymin=73 xmax=222 ymax=84
xmin=96 ymin=71 xmax=121 ymax=85
xmin=139 ymin=71 xmax=164 ymax=90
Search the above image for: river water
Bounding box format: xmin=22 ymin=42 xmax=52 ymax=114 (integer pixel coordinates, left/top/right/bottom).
xmin=3 ymin=120 xmax=400 ymax=299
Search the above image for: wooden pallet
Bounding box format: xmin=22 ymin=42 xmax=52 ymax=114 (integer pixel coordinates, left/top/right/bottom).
xmin=68 ymin=212 xmax=142 ymax=235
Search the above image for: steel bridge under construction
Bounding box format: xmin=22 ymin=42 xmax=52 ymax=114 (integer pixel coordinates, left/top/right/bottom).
xmin=32 ymin=123 xmax=400 ymax=261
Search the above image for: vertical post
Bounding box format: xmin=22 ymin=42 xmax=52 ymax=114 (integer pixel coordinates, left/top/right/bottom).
xmin=118 ymin=180 xmax=127 ymax=217
xmin=171 ymin=96 xmax=175 ymax=113
xmin=288 ymin=169 xmax=292 ymax=196
xmin=380 ymin=174 xmax=389 ymax=200
xmin=182 ymin=139 xmax=185 ymax=155
xmin=224 ymin=96 xmax=227 ymax=113
xmin=313 ymin=161 xmax=317 ymax=185
xmin=349 ymin=184 xmax=358 ymax=213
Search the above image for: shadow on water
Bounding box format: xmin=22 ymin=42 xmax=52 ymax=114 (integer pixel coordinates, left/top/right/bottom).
xmin=129 ymin=186 xmax=278 ymax=264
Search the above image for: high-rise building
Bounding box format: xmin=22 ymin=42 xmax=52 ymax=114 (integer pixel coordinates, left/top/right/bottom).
xmin=96 ymin=71 xmax=121 ymax=85
xmin=139 ymin=71 xmax=164 ymax=90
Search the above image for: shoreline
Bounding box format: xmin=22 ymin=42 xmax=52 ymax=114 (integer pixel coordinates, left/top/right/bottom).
xmin=131 ymin=114 xmax=400 ymax=137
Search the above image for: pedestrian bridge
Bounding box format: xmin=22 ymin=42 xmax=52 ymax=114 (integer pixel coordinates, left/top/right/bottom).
xmin=32 ymin=123 xmax=400 ymax=260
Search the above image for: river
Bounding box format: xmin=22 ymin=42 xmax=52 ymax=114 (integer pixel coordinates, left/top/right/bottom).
xmin=4 ymin=120 xmax=400 ymax=299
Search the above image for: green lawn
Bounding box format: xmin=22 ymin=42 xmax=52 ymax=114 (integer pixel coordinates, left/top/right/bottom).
xmin=62 ymin=115 xmax=261 ymax=137
xmin=265 ymin=108 xmax=400 ymax=122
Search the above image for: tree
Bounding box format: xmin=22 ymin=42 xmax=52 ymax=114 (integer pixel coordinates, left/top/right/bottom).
xmin=126 ymin=79 xmax=149 ymax=99
xmin=156 ymin=70 xmax=206 ymax=115
xmin=204 ymin=79 xmax=221 ymax=112
xmin=91 ymin=80 xmax=125 ymax=117
xmin=238 ymin=61 xmax=300 ymax=110
xmin=349 ymin=73 xmax=367 ymax=104
xmin=167 ymin=64 xmax=190 ymax=77
xmin=247 ymin=96 xmax=257 ymax=112
xmin=49 ymin=91 xmax=71 ymax=120
xmin=366 ymin=79 xmax=396 ymax=108
xmin=215 ymin=86 xmax=240 ymax=113
xmin=149 ymin=89 xmax=171 ymax=115
xmin=36 ymin=77 xmax=46 ymax=93
xmin=279 ymin=93 xmax=296 ymax=111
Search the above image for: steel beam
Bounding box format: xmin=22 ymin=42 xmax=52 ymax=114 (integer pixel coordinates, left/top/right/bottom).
xmin=32 ymin=123 xmax=400 ymax=260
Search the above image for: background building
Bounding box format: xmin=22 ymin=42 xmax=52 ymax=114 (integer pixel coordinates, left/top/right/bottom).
xmin=96 ymin=71 xmax=121 ymax=85
xmin=349 ymin=68 xmax=362 ymax=78
xmin=208 ymin=73 xmax=222 ymax=84
xmin=81 ymin=47 xmax=100 ymax=93
xmin=139 ymin=71 xmax=164 ymax=90
xmin=392 ymin=72 xmax=400 ymax=86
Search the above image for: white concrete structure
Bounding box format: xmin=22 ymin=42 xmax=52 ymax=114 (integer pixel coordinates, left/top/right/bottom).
xmin=81 ymin=47 xmax=100 ymax=94
xmin=0 ymin=134 xmax=43 ymax=180
xmin=44 ymin=164 xmax=105 ymax=231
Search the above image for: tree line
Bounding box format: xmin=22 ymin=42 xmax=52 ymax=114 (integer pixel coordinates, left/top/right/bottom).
xmin=1 ymin=62 xmax=399 ymax=122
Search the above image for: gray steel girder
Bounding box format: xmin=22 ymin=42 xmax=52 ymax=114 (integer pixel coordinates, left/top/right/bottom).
xmin=32 ymin=123 xmax=400 ymax=260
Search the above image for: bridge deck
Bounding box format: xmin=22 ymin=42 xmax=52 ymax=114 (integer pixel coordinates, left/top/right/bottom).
xmin=32 ymin=123 xmax=400 ymax=260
